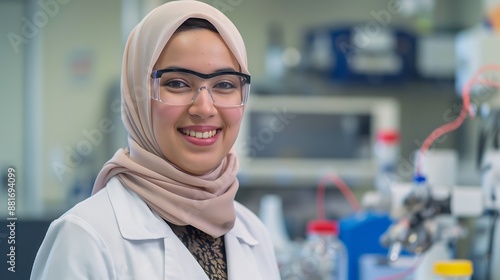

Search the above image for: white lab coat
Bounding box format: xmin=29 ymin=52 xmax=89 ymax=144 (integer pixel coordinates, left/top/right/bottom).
xmin=30 ymin=177 xmax=281 ymax=280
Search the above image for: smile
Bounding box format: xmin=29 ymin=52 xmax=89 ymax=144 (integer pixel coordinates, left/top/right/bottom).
xmin=180 ymin=129 xmax=218 ymax=139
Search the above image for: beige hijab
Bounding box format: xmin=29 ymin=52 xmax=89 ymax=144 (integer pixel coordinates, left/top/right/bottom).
xmin=92 ymin=0 xmax=249 ymax=238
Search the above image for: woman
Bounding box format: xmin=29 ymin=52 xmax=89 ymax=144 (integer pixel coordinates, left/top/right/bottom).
xmin=30 ymin=1 xmax=280 ymax=279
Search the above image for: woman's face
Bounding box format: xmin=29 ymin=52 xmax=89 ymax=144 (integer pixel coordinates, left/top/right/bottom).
xmin=151 ymin=28 xmax=244 ymax=175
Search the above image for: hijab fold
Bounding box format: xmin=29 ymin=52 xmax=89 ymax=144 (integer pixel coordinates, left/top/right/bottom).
xmin=92 ymin=0 xmax=249 ymax=238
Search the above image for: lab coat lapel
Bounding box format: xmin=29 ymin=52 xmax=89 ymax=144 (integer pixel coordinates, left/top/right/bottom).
xmin=107 ymin=177 xmax=169 ymax=240
xmin=108 ymin=178 xmax=208 ymax=279
xmin=225 ymin=219 xmax=263 ymax=280
xmin=162 ymin=231 xmax=209 ymax=280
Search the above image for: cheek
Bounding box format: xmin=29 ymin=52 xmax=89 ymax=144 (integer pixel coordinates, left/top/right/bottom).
xmin=223 ymin=108 xmax=244 ymax=129
xmin=151 ymin=103 xmax=185 ymax=137
xmin=155 ymin=104 xmax=180 ymax=120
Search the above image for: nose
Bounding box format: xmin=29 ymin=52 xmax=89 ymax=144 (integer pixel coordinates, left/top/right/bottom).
xmin=188 ymin=86 xmax=217 ymax=118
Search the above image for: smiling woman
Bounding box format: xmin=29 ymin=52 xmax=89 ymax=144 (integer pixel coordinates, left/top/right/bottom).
xmin=29 ymin=1 xmax=280 ymax=280
xmin=151 ymin=25 xmax=246 ymax=175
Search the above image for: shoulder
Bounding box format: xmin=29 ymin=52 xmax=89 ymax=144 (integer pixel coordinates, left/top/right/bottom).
xmin=44 ymin=177 xmax=131 ymax=250
xmin=30 ymin=193 xmax=118 ymax=279
xmin=42 ymin=178 xmax=124 ymax=244
xmin=58 ymin=179 xmax=119 ymax=232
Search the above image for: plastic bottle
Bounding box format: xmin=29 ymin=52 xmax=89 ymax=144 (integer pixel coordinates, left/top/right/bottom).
xmin=374 ymin=130 xmax=400 ymax=190
xmin=258 ymin=195 xmax=296 ymax=279
xmin=299 ymin=220 xmax=347 ymax=280
xmin=259 ymin=195 xmax=291 ymax=252
xmin=433 ymin=259 xmax=473 ymax=280
xmin=374 ymin=129 xmax=400 ymax=210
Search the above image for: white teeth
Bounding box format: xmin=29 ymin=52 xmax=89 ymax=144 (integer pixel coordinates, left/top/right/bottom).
xmin=182 ymin=129 xmax=217 ymax=139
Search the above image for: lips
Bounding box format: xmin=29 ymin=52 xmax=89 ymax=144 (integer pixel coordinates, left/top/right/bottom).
xmin=180 ymin=128 xmax=218 ymax=139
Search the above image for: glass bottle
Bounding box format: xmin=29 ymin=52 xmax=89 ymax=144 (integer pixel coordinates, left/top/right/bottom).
xmin=299 ymin=220 xmax=347 ymax=280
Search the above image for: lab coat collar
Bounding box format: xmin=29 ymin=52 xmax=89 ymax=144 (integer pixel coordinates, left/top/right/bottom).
xmin=107 ymin=177 xmax=169 ymax=240
xmin=106 ymin=177 xmax=259 ymax=246
xmin=227 ymin=215 xmax=259 ymax=246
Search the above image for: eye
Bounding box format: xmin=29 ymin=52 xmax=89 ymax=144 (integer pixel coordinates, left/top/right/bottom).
xmin=163 ymin=80 xmax=189 ymax=89
xmin=214 ymin=81 xmax=236 ymax=90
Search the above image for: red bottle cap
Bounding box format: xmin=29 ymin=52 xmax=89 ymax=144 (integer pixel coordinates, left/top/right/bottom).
xmin=307 ymin=219 xmax=338 ymax=235
xmin=377 ymin=130 xmax=399 ymax=144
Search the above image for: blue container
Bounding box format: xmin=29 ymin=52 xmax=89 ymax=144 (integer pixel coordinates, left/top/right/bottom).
xmin=339 ymin=211 xmax=393 ymax=280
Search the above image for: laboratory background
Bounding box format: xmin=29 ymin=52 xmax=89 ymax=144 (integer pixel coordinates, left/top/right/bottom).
xmin=2 ymin=0 xmax=500 ymax=279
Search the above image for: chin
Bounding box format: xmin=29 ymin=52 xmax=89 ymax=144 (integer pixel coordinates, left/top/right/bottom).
xmin=192 ymin=159 xmax=225 ymax=175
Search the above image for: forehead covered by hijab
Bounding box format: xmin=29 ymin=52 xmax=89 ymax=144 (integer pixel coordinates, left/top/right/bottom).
xmin=120 ymin=0 xmax=248 ymax=155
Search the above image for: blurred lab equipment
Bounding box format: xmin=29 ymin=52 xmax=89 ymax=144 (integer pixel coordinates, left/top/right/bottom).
xmin=303 ymin=25 xmax=416 ymax=84
xmin=298 ymin=220 xmax=347 ymax=280
xmin=337 ymin=129 xmax=401 ymax=280
xmin=258 ymin=194 xmax=297 ymax=279
xmin=380 ymin=152 xmax=499 ymax=279
xmin=433 ymin=259 xmax=473 ymax=280
xmin=455 ymin=0 xmax=500 ymax=96
xmin=379 ymin=65 xmax=500 ymax=279
xmin=265 ymin=23 xmax=286 ymax=81
xmin=380 ymin=173 xmax=462 ymax=280
xmin=259 ymin=194 xmax=302 ymax=280
xmin=259 ymin=194 xmax=292 ymax=253
xmin=486 ymin=0 xmax=500 ymax=31
xmin=359 ymin=254 xmax=416 ymax=280
xmin=455 ymin=27 xmax=500 ymax=96
xmin=416 ymin=33 xmax=456 ymax=80
xmin=373 ymin=129 xmax=401 ymax=211
xmin=339 ymin=211 xmax=395 ymax=280
xmin=235 ymin=95 xmax=400 ymax=187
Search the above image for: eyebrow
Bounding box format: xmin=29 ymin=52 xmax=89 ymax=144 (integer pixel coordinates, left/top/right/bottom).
xmin=214 ymin=67 xmax=238 ymax=73
xmin=160 ymin=66 xmax=238 ymax=74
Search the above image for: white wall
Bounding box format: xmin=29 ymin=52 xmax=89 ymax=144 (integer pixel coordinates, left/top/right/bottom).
xmin=39 ymin=0 xmax=122 ymax=212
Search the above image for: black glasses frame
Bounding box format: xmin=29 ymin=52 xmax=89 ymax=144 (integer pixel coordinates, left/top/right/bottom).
xmin=151 ymin=67 xmax=251 ymax=84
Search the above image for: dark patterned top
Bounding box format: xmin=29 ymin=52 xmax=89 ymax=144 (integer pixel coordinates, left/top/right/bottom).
xmin=168 ymin=222 xmax=228 ymax=280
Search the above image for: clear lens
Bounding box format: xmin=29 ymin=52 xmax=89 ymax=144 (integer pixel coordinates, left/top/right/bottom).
xmin=151 ymin=71 xmax=250 ymax=107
